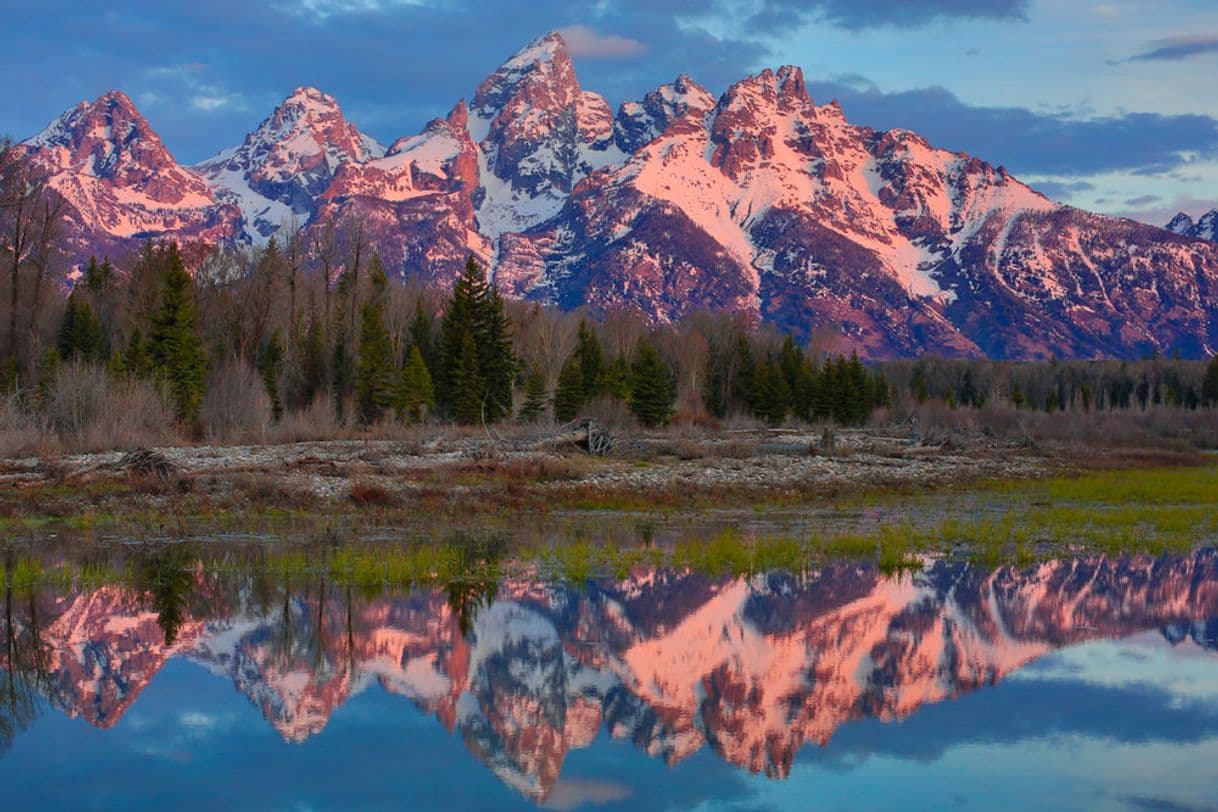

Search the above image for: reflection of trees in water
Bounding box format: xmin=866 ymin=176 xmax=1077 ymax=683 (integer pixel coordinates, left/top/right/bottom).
xmin=446 ymin=533 xmax=506 ymax=637
xmin=1 ymin=552 xmax=51 ymax=757
xmin=135 ymin=546 xmax=196 ymax=646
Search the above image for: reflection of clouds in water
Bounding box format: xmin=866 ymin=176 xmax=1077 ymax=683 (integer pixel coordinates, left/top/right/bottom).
xmin=1009 ymin=632 xmax=1218 ymax=706
xmin=541 ymin=778 xmax=631 ymax=810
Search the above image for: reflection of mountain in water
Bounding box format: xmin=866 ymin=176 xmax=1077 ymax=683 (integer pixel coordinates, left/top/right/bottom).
xmin=4 ymin=552 xmax=1218 ymax=801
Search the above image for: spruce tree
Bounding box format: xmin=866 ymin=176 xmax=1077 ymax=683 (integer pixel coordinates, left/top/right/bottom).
xmin=575 ymin=320 xmax=604 ymax=401
xmin=36 ymin=347 xmax=61 ymax=408
xmin=437 ymin=257 xmax=516 ymax=423
xmin=731 ymin=336 xmax=756 ymax=413
xmin=395 ymin=345 xmax=435 ymax=424
xmin=602 ymin=355 xmax=631 ymax=400
xmin=298 ymin=316 xmax=327 ymax=410
xmin=123 ymin=327 xmax=151 ymax=379
xmin=450 ymin=329 xmax=484 ymax=425
xmin=553 ymin=355 xmax=585 ymax=423
xmin=751 ymin=357 xmax=791 ymax=425
xmin=408 ymin=299 xmax=434 ymax=373
xmin=517 ymin=366 xmax=548 ymax=423
xmin=628 ymin=342 xmax=674 ymax=428
xmin=478 ymin=284 xmax=516 ymax=423
xmin=148 ymin=247 xmax=207 ymax=425
xmin=261 ymin=330 xmax=285 ymax=423
xmin=57 ymin=287 xmax=104 ymax=363
xmin=355 ymin=299 xmax=395 ymax=425
xmin=1205 ymin=354 xmax=1218 ymax=407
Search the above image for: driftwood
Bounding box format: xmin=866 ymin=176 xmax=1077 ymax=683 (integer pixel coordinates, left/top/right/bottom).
xmin=118 ymin=449 xmax=178 ymax=480
xmin=534 ymin=419 xmax=615 ymax=456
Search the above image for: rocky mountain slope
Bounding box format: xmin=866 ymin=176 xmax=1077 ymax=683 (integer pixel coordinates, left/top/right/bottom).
xmin=13 ymin=33 xmax=1218 ymax=358
xmin=7 ymin=552 xmax=1218 ymax=801
xmin=1168 ymin=210 xmax=1218 ymax=242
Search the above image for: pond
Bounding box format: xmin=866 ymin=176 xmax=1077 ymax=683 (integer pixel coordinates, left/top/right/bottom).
xmin=1 ymin=540 xmax=1217 ymax=811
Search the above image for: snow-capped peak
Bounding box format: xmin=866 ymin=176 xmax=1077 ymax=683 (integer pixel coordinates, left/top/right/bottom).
xmin=193 ymin=85 xmax=384 ymax=243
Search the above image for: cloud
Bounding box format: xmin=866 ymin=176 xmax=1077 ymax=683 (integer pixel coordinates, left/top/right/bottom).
xmin=1126 ymin=34 xmax=1218 ymax=62
xmin=751 ymin=0 xmax=1028 ymax=32
xmin=1125 ymin=194 xmax=1161 ymax=207
xmin=541 ymin=779 xmax=632 ymax=811
xmin=557 ymin=26 xmax=645 ymax=59
xmin=806 ymin=76 xmax=1218 ymax=176
xmin=1031 ymin=179 xmax=1095 ymax=200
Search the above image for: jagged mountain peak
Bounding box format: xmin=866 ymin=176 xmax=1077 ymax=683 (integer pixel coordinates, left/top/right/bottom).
xmin=1167 ymin=209 xmax=1217 ymax=242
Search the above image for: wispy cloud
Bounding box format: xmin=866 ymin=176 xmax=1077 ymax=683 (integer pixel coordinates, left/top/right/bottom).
xmin=557 ymin=25 xmax=645 ymax=59
xmin=1124 ymin=34 xmax=1218 ymax=62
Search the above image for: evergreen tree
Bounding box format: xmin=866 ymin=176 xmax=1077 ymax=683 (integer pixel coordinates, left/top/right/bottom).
xmin=602 ymin=355 xmax=631 ymax=400
xmin=437 ymin=257 xmax=516 ymax=423
xmin=731 ymin=336 xmax=756 ymax=413
xmin=148 ymin=247 xmax=207 ymax=425
xmin=575 ymin=320 xmax=604 ymax=401
xmin=553 ymin=355 xmax=585 ymax=423
xmin=450 ymin=329 xmax=484 ymax=425
xmin=36 ymin=347 xmax=61 ymax=407
xmin=517 ymin=366 xmax=548 ymax=422
xmin=394 ymin=345 xmax=435 ymax=424
xmin=751 ymin=356 xmax=791 ymax=425
xmin=478 ymin=285 xmax=516 ymax=423
xmin=123 ymin=327 xmax=151 ymax=379
xmin=260 ymin=329 xmax=285 ymax=423
xmin=355 ymin=298 xmax=395 ymax=425
xmin=628 ymin=342 xmax=674 ymax=427
xmin=1205 ymin=354 xmax=1218 ymax=407
xmin=331 ymin=331 xmax=352 ymax=422
xmin=297 ymin=316 xmax=327 ymax=410
xmin=57 ymin=287 xmax=104 ymax=363
xmin=408 ymin=299 xmax=434 ymax=373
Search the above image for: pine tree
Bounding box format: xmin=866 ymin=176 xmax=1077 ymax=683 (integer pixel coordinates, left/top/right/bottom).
xmin=355 ymin=299 xmax=395 ymax=425
xmin=57 ymin=287 xmax=104 ymax=363
xmin=517 ymin=366 xmax=548 ymax=422
xmin=1204 ymin=354 xmax=1218 ymax=407
xmin=553 ymin=355 xmax=585 ymax=423
xmin=731 ymin=336 xmax=756 ymax=413
xmin=395 ymin=345 xmax=435 ymax=424
xmin=408 ymin=299 xmax=434 ymax=373
xmin=751 ymin=356 xmax=791 ymax=425
xmin=450 ymin=329 xmax=484 ymax=425
xmin=260 ymin=329 xmax=285 ymax=423
xmin=123 ymin=327 xmax=151 ymax=379
xmin=36 ymin=347 xmax=61 ymax=408
xmin=575 ymin=320 xmax=603 ymax=401
xmin=331 ymin=331 xmax=352 ymax=422
xmin=148 ymin=246 xmax=207 ymax=425
xmin=298 ymin=316 xmax=327 ymax=410
xmin=602 ymin=355 xmax=631 ymax=400
xmin=628 ymin=342 xmax=674 ymax=427
xmin=437 ymin=257 xmax=516 ymax=423
xmin=478 ymin=284 xmax=516 ymax=423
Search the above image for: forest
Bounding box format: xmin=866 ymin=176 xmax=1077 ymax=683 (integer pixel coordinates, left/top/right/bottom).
xmin=2 ymin=142 xmax=1217 ymax=455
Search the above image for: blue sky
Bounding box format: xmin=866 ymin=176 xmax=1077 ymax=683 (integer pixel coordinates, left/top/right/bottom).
xmin=3 ymin=0 xmax=1217 ymax=225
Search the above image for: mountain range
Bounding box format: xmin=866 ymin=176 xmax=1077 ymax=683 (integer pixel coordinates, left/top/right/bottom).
xmin=7 ymin=553 xmax=1218 ymax=802
xmin=11 ymin=32 xmax=1218 ymax=359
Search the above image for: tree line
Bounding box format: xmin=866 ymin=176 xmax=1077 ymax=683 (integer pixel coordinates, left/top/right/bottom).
xmin=881 ymin=355 xmax=1218 ymax=413
xmin=9 ymin=223 xmax=891 ymax=443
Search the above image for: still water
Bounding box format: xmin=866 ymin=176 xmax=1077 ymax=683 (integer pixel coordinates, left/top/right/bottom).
xmin=1 ymin=543 xmax=1217 ymax=811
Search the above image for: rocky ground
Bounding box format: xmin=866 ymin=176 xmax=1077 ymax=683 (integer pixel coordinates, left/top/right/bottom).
xmin=0 ymin=424 xmax=1050 ymax=509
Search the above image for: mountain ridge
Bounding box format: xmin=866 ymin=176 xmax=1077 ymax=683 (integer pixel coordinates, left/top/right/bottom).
xmin=12 ymin=32 xmax=1218 ymax=359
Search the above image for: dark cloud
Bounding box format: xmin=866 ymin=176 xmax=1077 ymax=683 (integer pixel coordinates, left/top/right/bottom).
xmin=805 ymin=77 xmax=1218 ymax=176
xmin=1125 ymin=194 xmax=1162 ymax=207
xmin=750 ymin=0 xmax=1028 ymax=32
xmin=1127 ymin=35 xmax=1218 ymax=62
xmin=1032 ymin=179 xmax=1095 ymax=200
